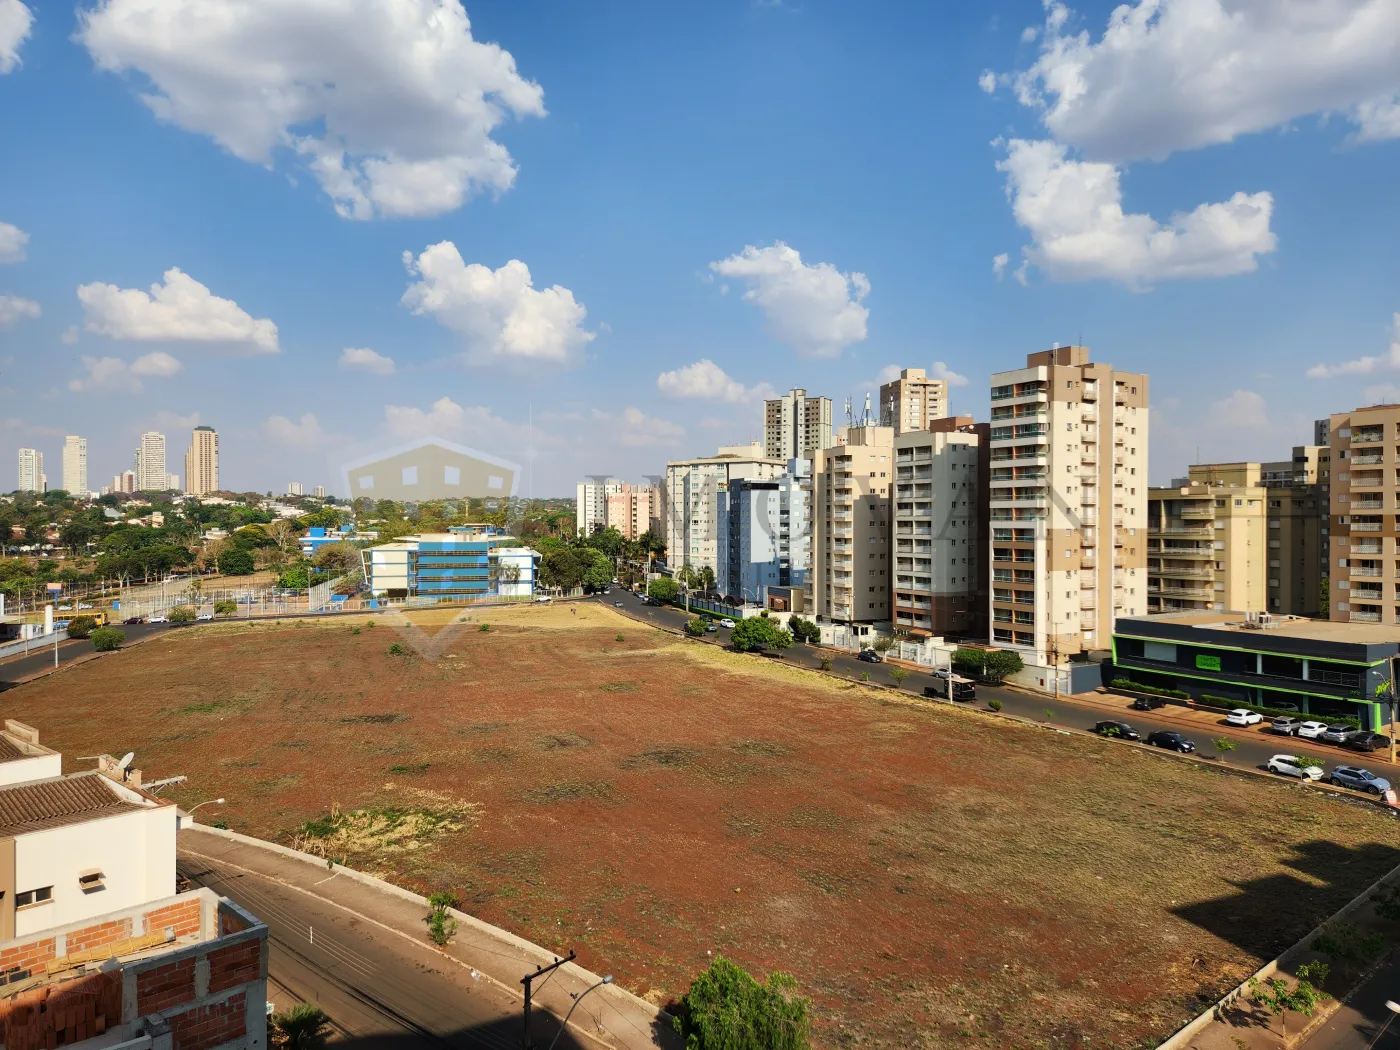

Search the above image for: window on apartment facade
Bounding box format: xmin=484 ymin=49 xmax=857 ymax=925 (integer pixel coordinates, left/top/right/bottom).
xmin=16 ymin=886 xmax=53 ymax=908
xmin=78 ymin=870 xmax=105 ymax=893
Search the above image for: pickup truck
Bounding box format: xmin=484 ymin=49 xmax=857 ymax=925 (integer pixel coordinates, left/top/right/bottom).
xmin=924 ymin=675 xmax=976 ymax=702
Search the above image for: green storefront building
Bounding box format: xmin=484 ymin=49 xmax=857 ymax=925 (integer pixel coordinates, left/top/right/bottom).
xmin=1112 ymin=611 xmax=1398 ymax=730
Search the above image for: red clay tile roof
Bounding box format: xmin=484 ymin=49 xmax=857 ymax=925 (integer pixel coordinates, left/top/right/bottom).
xmin=0 ymin=736 xmax=25 ymax=762
xmin=0 ymin=772 xmax=139 ymax=836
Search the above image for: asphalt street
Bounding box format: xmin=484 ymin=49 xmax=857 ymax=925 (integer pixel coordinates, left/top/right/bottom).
xmin=597 ymin=589 xmax=1395 ymax=784
xmin=176 ymin=855 xmax=596 ymax=1050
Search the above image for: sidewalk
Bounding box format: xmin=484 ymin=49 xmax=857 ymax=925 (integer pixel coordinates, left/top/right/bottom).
xmin=178 ymin=825 xmax=677 ymax=1050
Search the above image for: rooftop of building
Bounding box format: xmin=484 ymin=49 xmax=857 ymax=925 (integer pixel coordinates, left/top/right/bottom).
xmin=0 ymin=770 xmax=162 ymax=837
xmin=0 ymin=720 xmax=57 ymax=764
xmin=1119 ymin=610 xmax=1400 ymax=646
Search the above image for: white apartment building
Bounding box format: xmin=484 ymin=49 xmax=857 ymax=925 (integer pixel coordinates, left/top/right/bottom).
xmin=184 ymin=425 xmax=219 ymax=495
xmin=989 ymin=346 xmax=1148 ymax=665
xmin=812 ymin=425 xmax=895 ymax=624
xmin=314 ymin=485 xmax=326 ymax=498
xmin=576 ymin=475 xmax=622 ymax=538
xmin=16 ymin=448 xmax=43 ymax=493
xmin=663 ymin=444 xmax=786 ymax=573
xmin=287 ymin=482 xmax=304 ymax=496
xmin=716 ymin=459 xmax=813 ymax=603
xmin=893 ymin=422 xmax=983 ymax=637
xmin=764 ymin=388 xmax=832 ymax=461
xmin=62 ymin=435 xmax=87 ymax=495
xmin=880 ymin=368 xmax=948 ymax=435
xmin=135 ymin=431 xmax=167 ymax=492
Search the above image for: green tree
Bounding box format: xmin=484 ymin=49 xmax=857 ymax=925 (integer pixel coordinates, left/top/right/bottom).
xmin=769 ymin=626 xmax=793 ymax=655
xmin=168 ymin=605 xmax=196 ymax=623
xmin=787 ymin=616 xmax=820 ymax=644
xmin=871 ymin=636 xmax=896 ymax=655
xmin=1213 ymin=736 xmax=1237 ymax=760
xmin=952 ymin=648 xmax=987 ymax=676
xmin=66 ymin=615 xmax=97 ymax=639
xmin=90 ymin=626 xmax=125 ymax=651
xmin=981 ymin=650 xmax=1024 ymax=684
xmin=213 ymin=600 xmax=237 ymax=616
xmin=672 ymin=957 xmax=811 ymax=1050
xmin=272 ymin=1003 xmax=331 ymax=1050
xmin=731 ymin=617 xmax=781 ymax=653
xmin=889 ymin=667 xmax=909 ymax=689
xmin=217 ymin=547 xmax=256 ymax=575
xmin=1248 ymin=962 xmax=1329 ymax=1038
xmin=648 ymin=577 xmax=680 ymax=603
xmin=312 ymin=541 xmax=360 ymax=575
xmin=279 ymin=564 xmax=311 ymax=590
xmin=685 ymin=617 xmax=706 ymax=637
xmin=699 ymin=565 xmax=716 ymax=593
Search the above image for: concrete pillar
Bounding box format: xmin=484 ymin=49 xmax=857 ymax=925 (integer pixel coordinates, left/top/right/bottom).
xmin=1302 ymin=659 xmax=1310 ymax=681
xmin=43 ymin=605 xmax=52 ymax=635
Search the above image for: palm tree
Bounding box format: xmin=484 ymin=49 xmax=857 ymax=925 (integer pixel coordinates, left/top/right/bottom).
xmin=272 ymin=1004 xmax=329 ymax=1050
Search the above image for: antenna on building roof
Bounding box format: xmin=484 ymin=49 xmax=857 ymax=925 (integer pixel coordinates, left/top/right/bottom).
xmin=844 ymin=396 xmax=852 ymax=426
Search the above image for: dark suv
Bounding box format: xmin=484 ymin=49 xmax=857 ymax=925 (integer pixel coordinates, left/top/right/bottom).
xmin=1132 ymin=695 xmax=1165 ymax=711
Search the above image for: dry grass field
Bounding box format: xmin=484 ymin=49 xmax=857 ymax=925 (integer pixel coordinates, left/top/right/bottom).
xmin=12 ymin=604 xmax=1400 ymax=1049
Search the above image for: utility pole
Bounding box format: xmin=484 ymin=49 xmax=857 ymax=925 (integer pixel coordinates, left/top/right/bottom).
xmin=521 ymin=950 xmax=576 ymax=1049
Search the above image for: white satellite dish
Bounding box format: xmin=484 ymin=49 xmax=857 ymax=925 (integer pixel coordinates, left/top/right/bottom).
xmin=117 ymin=752 xmax=135 ymax=771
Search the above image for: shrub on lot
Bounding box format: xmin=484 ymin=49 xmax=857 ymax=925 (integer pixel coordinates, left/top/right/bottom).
xmin=479 ymin=623 xmax=490 ymax=632
xmin=648 ymin=577 xmax=680 ymax=603
xmin=214 ymin=600 xmax=237 ymax=616
xmin=168 ymin=605 xmax=196 ymax=623
xmin=1112 ymin=677 xmax=1191 ymax=700
xmin=787 ymin=616 xmax=820 ymax=644
xmin=988 ymin=698 xmax=1003 ymax=712
xmin=1312 ymin=921 xmax=1385 ymax=975
xmin=424 ymin=891 xmax=459 ymax=947
xmin=91 ymin=627 xmax=125 ymax=651
xmin=272 ymin=1002 xmax=330 ymax=1050
xmin=685 ymin=617 xmax=706 ymax=637
xmin=818 ymin=656 xmax=832 ymax=672
xmin=981 ymin=650 xmax=1024 ymax=684
xmin=616 ymin=633 xmax=625 ymax=642
xmin=387 ymin=642 xmax=407 ymax=656
xmin=66 ymin=615 xmax=97 ymax=639
xmin=672 ymin=957 xmax=811 ymax=1050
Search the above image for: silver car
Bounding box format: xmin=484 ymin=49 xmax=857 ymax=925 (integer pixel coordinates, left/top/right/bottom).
xmin=1321 ymin=724 xmax=1357 ymax=744
xmin=1270 ymin=716 xmax=1301 ymax=735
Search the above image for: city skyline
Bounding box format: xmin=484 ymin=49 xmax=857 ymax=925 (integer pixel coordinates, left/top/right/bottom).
xmin=0 ymin=2 xmax=1396 ymax=494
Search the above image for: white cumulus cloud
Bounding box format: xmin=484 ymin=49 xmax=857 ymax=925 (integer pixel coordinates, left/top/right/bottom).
xmin=0 ymin=0 xmax=32 ymax=74
xmin=992 ymin=253 xmax=1009 ymax=280
xmin=401 ymin=242 xmax=593 ymax=365
xmin=1208 ymin=389 xmax=1269 ymax=431
xmin=1005 ymin=0 xmax=1400 ymax=162
xmin=78 ymin=0 xmax=545 ymax=220
xmin=656 ymin=359 xmax=769 ymax=403
xmin=339 ymin=347 xmax=396 ymax=375
xmin=264 ymin=413 xmax=327 ymax=447
xmin=0 ymin=294 xmax=39 ymax=328
xmin=382 ymin=396 xmax=541 ymax=453
xmin=0 ymin=221 xmax=27 ymax=263
xmin=67 ymin=351 xmax=181 ymax=393
xmin=997 ymin=138 xmax=1276 ymax=287
xmin=77 ymin=267 xmax=279 ymax=353
xmin=709 ymin=242 xmax=869 ymax=358
xmin=932 ymin=361 xmax=969 ymax=387
xmin=589 ymin=407 xmax=684 ymax=448
xmin=1307 ymin=314 xmax=1400 ymax=379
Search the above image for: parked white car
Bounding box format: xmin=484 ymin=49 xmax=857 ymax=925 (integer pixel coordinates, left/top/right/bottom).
xmin=534 ymin=595 xmax=552 ymax=603
xmin=1295 ymin=721 xmax=1330 ymax=740
xmin=1226 ymin=709 xmax=1263 ymax=726
xmin=148 ymin=615 xmax=168 ymax=624
xmin=719 ymin=618 xmax=736 ymax=629
xmin=1267 ymin=754 xmax=1323 ymax=781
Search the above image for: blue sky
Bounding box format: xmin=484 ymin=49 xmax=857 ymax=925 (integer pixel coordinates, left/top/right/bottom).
xmin=1 ymin=0 xmax=1398 ymax=495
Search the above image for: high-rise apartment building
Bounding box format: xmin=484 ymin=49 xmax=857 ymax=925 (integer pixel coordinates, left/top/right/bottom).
xmin=62 ymin=435 xmax=87 ymax=495
xmin=17 ymin=448 xmax=43 ymax=493
xmin=135 ymin=431 xmax=167 ymax=491
xmin=287 ymin=482 xmax=304 ymax=496
xmin=812 ymin=425 xmax=895 ymax=625
xmin=716 ymin=459 xmax=812 ymax=604
xmin=314 ymin=485 xmax=326 ymax=498
xmin=576 ymin=475 xmax=622 ymax=537
xmin=1147 ymin=474 xmax=1266 ymax=615
xmin=1326 ymin=405 xmax=1400 ymax=625
xmin=894 ymin=418 xmax=987 ymax=638
xmin=605 ymin=482 xmax=661 ymax=541
xmin=879 ymin=368 xmax=948 ymax=435
xmin=763 ymin=388 xmax=832 ymax=461
xmin=663 ymin=444 xmax=786 ymax=573
xmin=184 ymin=426 xmax=219 ymax=495
xmin=988 ymin=346 xmax=1148 ymax=665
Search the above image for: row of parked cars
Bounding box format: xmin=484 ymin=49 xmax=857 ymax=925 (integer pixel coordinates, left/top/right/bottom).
xmin=1262 ymin=713 xmax=1391 ymax=752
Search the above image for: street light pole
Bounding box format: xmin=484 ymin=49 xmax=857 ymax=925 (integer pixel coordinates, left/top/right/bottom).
xmin=546 ymin=975 xmax=613 ymax=1050
xmin=521 ymin=951 xmax=576 ymax=1049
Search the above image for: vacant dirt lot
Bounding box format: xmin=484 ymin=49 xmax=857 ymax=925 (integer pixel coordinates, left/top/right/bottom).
xmin=14 ymin=605 xmax=1400 ymax=1049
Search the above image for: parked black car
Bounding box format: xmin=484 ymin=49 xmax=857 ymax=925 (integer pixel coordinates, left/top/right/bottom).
xmin=1345 ymin=732 xmax=1393 ymax=753
xmin=1146 ymin=730 xmax=1195 ymax=753
xmin=856 ymin=649 xmax=882 ymax=663
xmin=1132 ymin=695 xmax=1165 ymax=710
xmin=1093 ymin=720 xmax=1140 ymax=741
xmin=123 ymin=616 xmax=145 ymax=625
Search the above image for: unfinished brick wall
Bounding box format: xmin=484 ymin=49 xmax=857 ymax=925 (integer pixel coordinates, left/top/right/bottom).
xmin=1 ymin=971 xmax=121 ymax=1050
xmin=66 ymin=917 xmax=135 ymax=953
xmin=168 ymin=991 xmax=247 ymax=1050
xmin=218 ymin=908 xmax=248 ymax=936
xmin=206 ymin=941 xmax=260 ymax=994
xmin=143 ymin=898 xmax=202 ymax=940
xmin=136 ymin=957 xmax=196 ymax=1014
xmin=0 ymin=937 xmax=55 ymax=978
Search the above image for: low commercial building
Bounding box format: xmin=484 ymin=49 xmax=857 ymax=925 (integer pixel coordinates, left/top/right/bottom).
xmin=363 ymin=526 xmax=538 ymax=599
xmin=1112 ymin=611 xmax=1400 ymax=729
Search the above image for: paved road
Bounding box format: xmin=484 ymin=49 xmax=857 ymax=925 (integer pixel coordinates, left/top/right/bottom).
xmin=598 ymin=590 xmax=1392 ymax=782
xmin=177 ymin=854 xmax=596 ymax=1050
xmin=1299 ymin=950 xmax=1400 ymax=1050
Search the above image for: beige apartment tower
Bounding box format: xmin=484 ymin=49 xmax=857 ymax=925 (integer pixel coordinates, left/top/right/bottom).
xmin=893 ymin=419 xmax=985 ymax=637
xmin=763 ymin=388 xmax=832 ymax=461
xmin=662 ymin=444 xmax=786 ymax=573
xmin=1327 ymin=406 xmax=1400 ymax=625
xmin=880 ymin=368 xmax=948 ymax=435
xmin=988 ymin=346 xmax=1148 ymax=665
xmin=184 ymin=426 xmax=219 ymax=496
xmin=813 ymin=424 xmax=894 ymax=625
xmin=1148 ymin=475 xmax=1265 ymax=615
xmin=62 ymin=435 xmax=87 ymax=495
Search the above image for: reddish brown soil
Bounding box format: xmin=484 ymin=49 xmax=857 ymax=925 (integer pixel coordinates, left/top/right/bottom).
xmin=14 ymin=610 xmax=1400 ymax=1049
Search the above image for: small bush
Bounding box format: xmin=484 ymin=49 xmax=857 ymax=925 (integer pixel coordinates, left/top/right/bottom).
xmin=889 ymin=667 xmax=909 ymax=689
xmin=424 ymin=892 xmax=459 ymax=947
xmin=1213 ymin=736 xmax=1238 ymax=758
xmin=859 ymin=671 xmax=870 ymax=682
xmin=818 ymin=656 xmax=832 ymax=672
xmin=616 ymin=633 xmax=625 ymax=642
xmin=66 ymin=615 xmax=97 ymax=639
xmin=272 ymin=1003 xmax=330 ymax=1050
xmin=352 ymin=626 xmax=361 ymax=635
xmin=91 ymin=626 xmax=125 ymax=652
xmin=387 ymin=642 xmax=407 ymax=656
xmin=988 ymin=698 xmax=1003 ymax=712
xmin=479 ymin=623 xmax=490 ymax=632
xmin=672 ymin=957 xmax=811 ymax=1050
xmin=1112 ymin=678 xmax=1191 ymax=701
